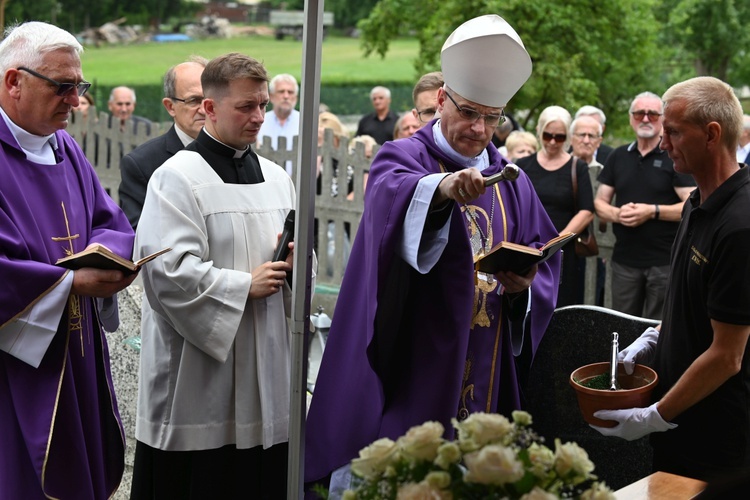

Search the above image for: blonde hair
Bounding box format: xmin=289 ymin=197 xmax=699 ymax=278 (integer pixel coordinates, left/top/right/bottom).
xmin=536 ymin=105 xmax=572 ymax=149
xmin=662 ymin=77 xmax=743 ymax=151
xmin=505 ymin=130 xmax=539 ymax=156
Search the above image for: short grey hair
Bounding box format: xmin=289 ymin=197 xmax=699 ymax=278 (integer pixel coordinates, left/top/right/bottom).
xmin=269 ymin=73 xmax=298 ymax=94
xmin=163 ymin=55 xmax=208 ymax=98
xmin=370 ymin=86 xmax=391 ymax=99
xmin=0 ymin=21 xmax=82 ymax=74
xmin=629 ymin=91 xmax=663 ymax=113
xmin=109 ymin=86 xmax=137 ymax=103
xmin=574 ymin=105 xmax=606 ymax=125
xmin=570 ymin=116 xmax=603 ymax=136
xmin=662 ymin=77 xmax=743 ymax=151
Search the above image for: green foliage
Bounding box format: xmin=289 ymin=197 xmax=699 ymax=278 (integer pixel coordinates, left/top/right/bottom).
xmin=658 ymin=0 xmax=750 ymax=83
xmin=355 ymin=0 xmax=749 ymax=141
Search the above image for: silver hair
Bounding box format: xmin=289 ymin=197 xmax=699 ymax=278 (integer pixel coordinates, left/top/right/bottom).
xmin=629 ymin=91 xmax=663 ymax=113
xmin=370 ymin=86 xmax=391 ymax=99
xmin=0 ymin=21 xmax=82 ymax=74
xmin=536 ymin=105 xmax=572 ymax=148
xmin=269 ymin=73 xmax=299 ymax=94
xmin=109 ymin=86 xmax=137 ymax=103
xmin=574 ymin=105 xmax=606 ymax=125
xmin=570 ymin=116 xmax=603 ymax=136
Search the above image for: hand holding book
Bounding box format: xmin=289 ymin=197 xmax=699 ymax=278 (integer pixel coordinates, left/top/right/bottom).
xmin=56 ymin=244 xmax=171 ymax=275
xmin=474 ymin=232 xmax=575 ymax=275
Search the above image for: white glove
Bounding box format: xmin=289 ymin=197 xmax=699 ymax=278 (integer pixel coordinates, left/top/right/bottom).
xmin=590 ymin=403 xmax=677 ymax=441
xmin=618 ymin=326 xmax=659 ymax=374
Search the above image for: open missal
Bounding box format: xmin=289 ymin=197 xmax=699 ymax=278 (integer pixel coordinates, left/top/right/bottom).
xmin=474 ymin=232 xmax=576 ymax=275
xmin=55 ymin=244 xmax=171 ymax=274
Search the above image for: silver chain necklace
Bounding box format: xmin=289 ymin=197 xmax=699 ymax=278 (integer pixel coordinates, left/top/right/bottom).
xmin=464 ymin=187 xmax=495 ymax=257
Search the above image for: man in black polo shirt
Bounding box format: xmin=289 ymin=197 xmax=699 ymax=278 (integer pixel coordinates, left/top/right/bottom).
xmin=592 ymin=76 xmax=750 ymax=482
xmin=594 ymin=91 xmax=695 ymax=319
xmin=355 ymin=86 xmax=398 ymax=145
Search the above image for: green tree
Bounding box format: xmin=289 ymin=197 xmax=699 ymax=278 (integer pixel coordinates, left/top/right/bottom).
xmin=658 ymin=0 xmax=750 ymax=84
xmin=359 ymin=0 xmax=669 ymax=140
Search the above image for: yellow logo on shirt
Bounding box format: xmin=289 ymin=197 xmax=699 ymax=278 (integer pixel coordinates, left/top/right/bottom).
xmin=690 ymin=245 xmax=708 ymax=266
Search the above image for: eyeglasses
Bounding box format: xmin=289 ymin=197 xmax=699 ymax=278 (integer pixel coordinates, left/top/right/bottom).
xmin=572 ymin=132 xmax=601 ymax=140
xmin=17 ymin=67 xmax=91 ymax=97
xmin=631 ymin=110 xmax=662 ymax=121
xmin=444 ymin=91 xmax=505 ymax=127
xmin=170 ymin=96 xmax=204 ymax=108
xmin=542 ymin=132 xmax=567 ymax=142
xmin=416 ymin=107 xmax=436 ymax=123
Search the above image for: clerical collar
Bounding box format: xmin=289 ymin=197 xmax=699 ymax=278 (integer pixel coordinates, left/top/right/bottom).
xmin=199 ymin=128 xmax=252 ymax=159
xmin=432 ymin=119 xmax=489 ymax=171
xmin=0 ymin=106 xmax=59 ymax=165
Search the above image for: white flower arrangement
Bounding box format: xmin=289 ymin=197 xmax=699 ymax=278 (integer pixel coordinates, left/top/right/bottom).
xmin=341 ymin=411 xmax=616 ymax=500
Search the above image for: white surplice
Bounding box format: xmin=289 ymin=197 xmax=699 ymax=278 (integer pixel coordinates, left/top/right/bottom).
xmin=134 ymin=149 xmax=305 ymax=451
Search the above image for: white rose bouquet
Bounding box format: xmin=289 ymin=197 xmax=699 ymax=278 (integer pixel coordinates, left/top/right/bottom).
xmin=342 ymin=411 xmax=616 ymax=500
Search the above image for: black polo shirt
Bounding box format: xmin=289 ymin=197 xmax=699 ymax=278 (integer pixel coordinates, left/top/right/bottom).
xmin=651 ymin=166 xmax=750 ymax=475
xmin=355 ymin=110 xmax=398 ymax=145
xmin=598 ymin=141 xmax=695 ymax=267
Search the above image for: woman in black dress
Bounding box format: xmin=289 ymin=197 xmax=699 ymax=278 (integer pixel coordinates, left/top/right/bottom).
xmin=516 ymin=106 xmax=594 ymax=306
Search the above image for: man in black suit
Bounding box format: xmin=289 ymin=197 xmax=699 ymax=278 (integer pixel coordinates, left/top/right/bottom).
xmin=574 ymin=105 xmax=613 ymax=164
xmin=118 ymin=57 xmax=207 ymax=229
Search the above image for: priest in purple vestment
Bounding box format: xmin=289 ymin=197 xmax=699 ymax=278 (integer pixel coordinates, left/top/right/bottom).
xmin=305 ymin=15 xmax=562 ymax=490
xmin=0 ymin=22 xmax=136 ymax=499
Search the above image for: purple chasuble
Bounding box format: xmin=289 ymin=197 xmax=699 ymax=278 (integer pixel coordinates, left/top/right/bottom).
xmin=0 ymin=119 xmax=134 ymax=499
xmin=305 ymin=123 xmax=560 ymax=483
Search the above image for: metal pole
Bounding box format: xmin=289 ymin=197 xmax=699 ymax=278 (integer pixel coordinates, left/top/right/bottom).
xmin=288 ymin=1 xmax=323 ymax=498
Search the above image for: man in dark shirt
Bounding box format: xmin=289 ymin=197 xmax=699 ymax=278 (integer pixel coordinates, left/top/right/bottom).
xmin=355 ymin=86 xmax=398 ymax=144
xmin=593 ymin=76 xmax=750 ymax=484
xmin=594 ymin=92 xmax=695 ymax=320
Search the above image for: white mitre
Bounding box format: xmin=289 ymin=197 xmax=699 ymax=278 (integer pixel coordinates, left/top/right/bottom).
xmin=441 ymin=14 xmax=532 ymax=108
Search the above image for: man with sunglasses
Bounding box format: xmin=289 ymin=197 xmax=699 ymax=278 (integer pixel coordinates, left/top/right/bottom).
xmin=0 ymin=22 xmax=136 ymax=499
xmin=119 ymin=56 xmax=207 ymax=229
xmin=594 ymin=91 xmax=695 ymax=320
xmin=306 ymin=15 xmax=560 ymax=492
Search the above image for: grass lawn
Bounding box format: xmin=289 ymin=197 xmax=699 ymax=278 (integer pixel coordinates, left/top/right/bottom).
xmin=81 ymin=35 xmax=421 ymax=86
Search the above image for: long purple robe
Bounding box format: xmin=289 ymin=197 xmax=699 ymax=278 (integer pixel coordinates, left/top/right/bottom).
xmin=305 ymin=124 xmax=560 ymax=482
xmin=0 ymin=118 xmax=134 ymax=499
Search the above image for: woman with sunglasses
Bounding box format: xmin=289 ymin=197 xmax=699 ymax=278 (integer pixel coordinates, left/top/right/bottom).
xmin=516 ymin=105 xmax=594 ymax=306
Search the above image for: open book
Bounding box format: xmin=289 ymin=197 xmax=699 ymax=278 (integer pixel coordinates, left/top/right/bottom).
xmin=474 ymin=232 xmax=575 ymax=275
xmin=55 ymin=244 xmax=171 ymax=274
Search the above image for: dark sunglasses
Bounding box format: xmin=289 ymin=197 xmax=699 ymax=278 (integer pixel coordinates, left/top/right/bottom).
xmin=542 ymin=132 xmax=567 ymax=142
xmin=631 ymin=110 xmax=662 ymax=121
xmin=17 ymin=66 xmax=91 ymax=97
xmin=444 ymin=90 xmax=505 ymax=127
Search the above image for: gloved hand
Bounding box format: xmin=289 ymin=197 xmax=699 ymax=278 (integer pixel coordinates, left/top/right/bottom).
xmin=618 ymin=326 xmax=659 ymax=374
xmin=590 ymin=403 xmax=677 ymax=441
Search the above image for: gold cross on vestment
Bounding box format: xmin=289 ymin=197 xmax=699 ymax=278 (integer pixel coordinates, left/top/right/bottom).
xmin=50 ymin=202 xmax=80 ymax=256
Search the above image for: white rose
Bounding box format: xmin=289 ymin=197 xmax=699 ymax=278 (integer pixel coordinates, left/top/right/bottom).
xmin=520 ymin=486 xmax=558 ymax=500
xmin=350 ymin=437 xmax=397 ymax=480
xmin=434 ymin=441 xmax=462 ymax=470
xmin=398 ymin=421 xmax=445 ymax=462
xmin=452 ymin=413 xmax=513 ymax=452
xmin=425 ymin=470 xmax=451 ymax=490
xmin=463 ymin=444 xmax=525 ymax=485
xmin=554 ymin=439 xmax=595 ymax=482
xmin=396 ymin=481 xmax=452 ymax=500
xmin=579 ymin=481 xmax=617 ymax=500
xmin=527 ymin=442 xmax=555 ymax=477
xmin=512 ymin=410 xmax=533 ymax=427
